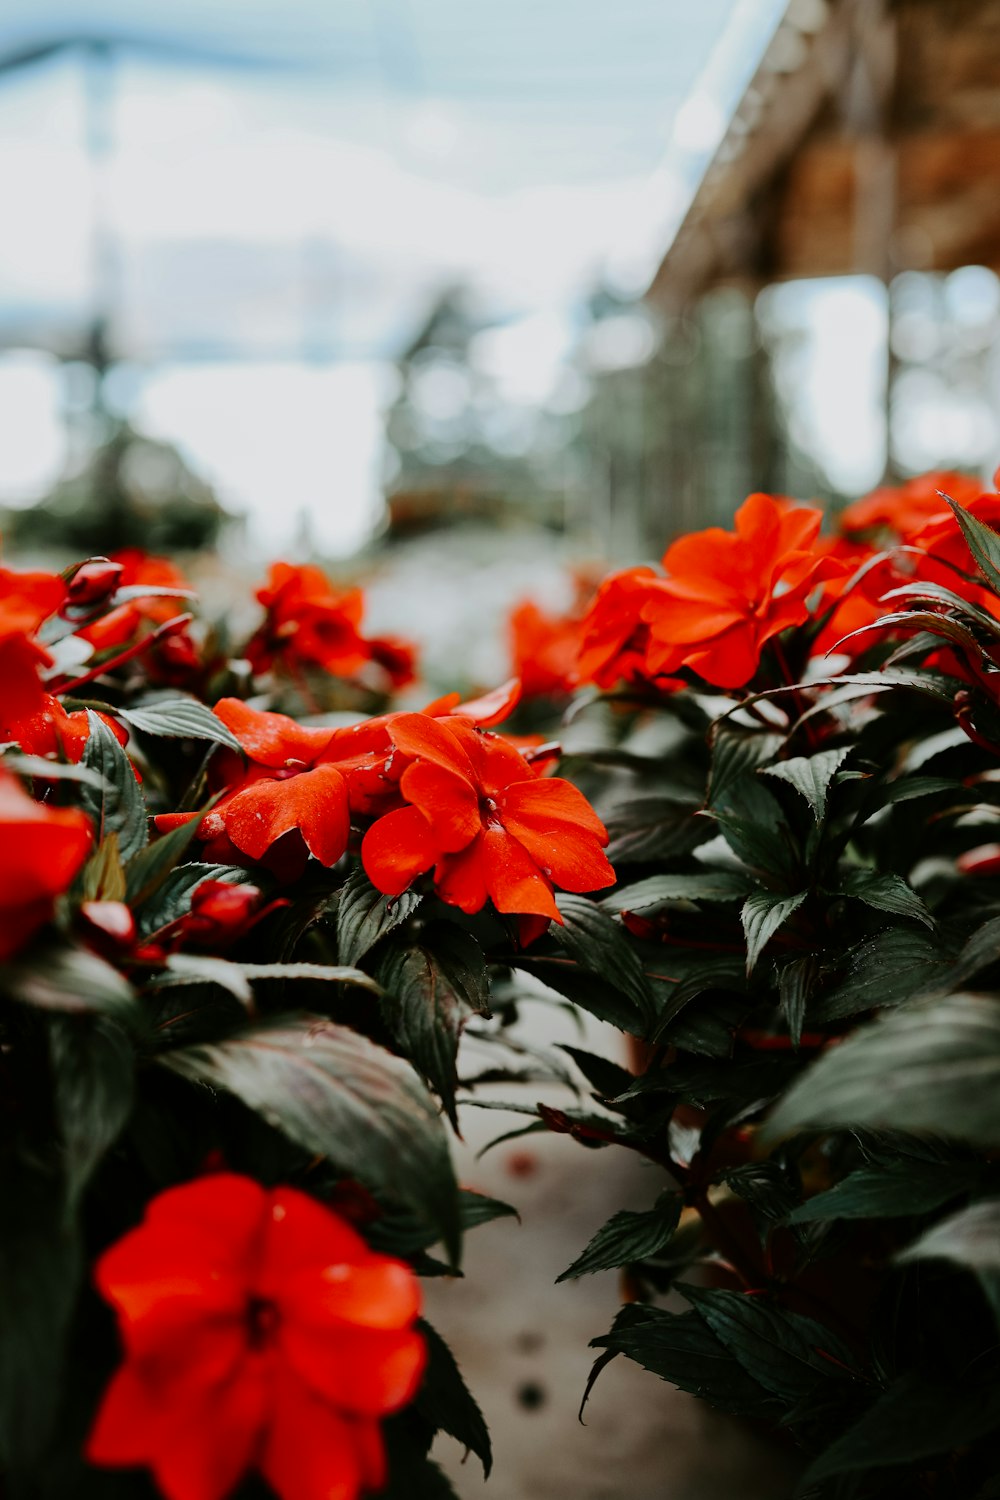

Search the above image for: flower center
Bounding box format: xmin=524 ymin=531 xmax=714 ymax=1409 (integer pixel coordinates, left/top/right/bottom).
xmin=479 ymin=794 xmax=504 ymax=830
xmin=245 ymin=1295 xmax=280 ymax=1349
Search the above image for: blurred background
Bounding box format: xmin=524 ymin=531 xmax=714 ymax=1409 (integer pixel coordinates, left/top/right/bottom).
xmin=2 ymin=0 xmax=1000 ymax=669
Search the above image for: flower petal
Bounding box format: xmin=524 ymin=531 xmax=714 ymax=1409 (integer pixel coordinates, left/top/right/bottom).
xmin=261 ymin=1367 xmax=366 ymax=1500
xmin=213 ymin=698 xmax=334 ymax=768
xmin=480 ymin=826 xmax=560 ymax=920
xmin=399 ymin=760 xmax=479 ymax=852
xmin=362 ymin=804 xmax=437 ymax=896
xmin=279 ymin=1323 xmax=426 ymax=1416
xmin=223 ymin=765 xmax=349 ymax=867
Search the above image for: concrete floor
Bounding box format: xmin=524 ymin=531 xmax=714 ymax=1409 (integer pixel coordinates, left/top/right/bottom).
xmin=424 ymin=1010 xmax=801 ymax=1500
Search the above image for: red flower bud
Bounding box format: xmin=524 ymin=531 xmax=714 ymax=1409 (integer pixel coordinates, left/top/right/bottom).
xmin=190 ymin=879 xmax=262 ymax=925
xmin=80 ymin=900 xmax=137 ymax=948
xmin=65 ymin=558 xmax=124 ymax=608
xmin=958 ymin=844 xmax=1000 ymax=876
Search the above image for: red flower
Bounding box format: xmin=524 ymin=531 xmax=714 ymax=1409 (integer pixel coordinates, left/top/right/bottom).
xmin=576 ymin=566 xmax=670 ymax=690
xmin=640 ymin=493 xmax=842 ymax=690
xmin=155 ymin=700 xmax=353 ymax=877
xmin=837 ymin=470 xmax=985 ymax=540
xmin=0 ymin=563 xmax=66 ymax=735
xmin=87 ymin=1173 xmax=425 ymax=1500
xmin=247 ymin=563 xmax=416 ymax=691
xmin=0 ymin=767 xmax=92 ymax=960
xmin=508 ymin=600 xmax=582 ymax=698
xmin=8 ymin=692 xmax=129 ymax=762
xmin=362 ymin=714 xmax=614 ymax=921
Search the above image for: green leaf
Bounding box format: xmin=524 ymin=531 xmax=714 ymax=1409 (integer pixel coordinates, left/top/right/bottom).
xmin=603 ymin=795 xmax=708 ymax=865
xmin=337 ymin=866 xmax=422 ymax=967
xmin=3 ymin=941 xmax=137 ymax=1019
xmin=0 ymin=1161 xmax=81 ymax=1477
xmin=741 ymin=890 xmax=806 ymax=975
xmin=778 ymin=954 xmax=817 ymax=1048
xmin=838 ymin=870 xmax=934 ymax=929
xmin=161 ymin=1013 xmax=460 ymax=1262
xmin=712 ymin=800 xmax=795 ymax=883
xmin=378 ymin=926 xmax=490 ymax=1126
xmin=947 ymin=495 xmax=1000 ymax=594
xmin=707 ymin=728 xmax=784 ymax=809
xmin=557 ymin=1191 xmax=681 ymax=1281
xmin=558 ymin=1045 xmax=635 ymax=1100
xmin=156 ymin=955 xmax=383 ymax=1008
xmin=78 ymin=712 xmax=147 ymax=860
xmin=0 ymin=752 xmax=106 ymax=787
xmin=414 ymin=1320 xmax=492 ymax=1477
xmin=552 ymin=893 xmax=654 ymax=1028
xmin=135 ymin=862 xmax=254 ymax=936
xmin=951 ymin=915 xmax=1000 ymax=986
xmin=800 ymin=1368 xmax=1000 ymax=1485
xmin=589 ymin=1304 xmax=780 ymax=1418
xmin=812 ymin=927 xmax=950 ymax=1022
xmin=681 ymin=1284 xmax=857 ymax=1400
xmin=899 ymin=1197 xmax=1000 ymax=1271
xmin=117 ymin=697 xmax=242 ymax=751
xmin=457 ymin=1189 xmax=519 ymax=1232
xmin=602 ymin=870 xmax=754 ymax=912
xmin=49 ymin=1015 xmax=134 ymax=1207
xmin=766 ymin=993 xmax=1000 ymax=1147
xmin=788 ymin=1160 xmax=981 ymax=1224
xmin=125 ymin=814 xmax=213 ymax=905
xmin=760 ymin=747 xmax=851 ymax=822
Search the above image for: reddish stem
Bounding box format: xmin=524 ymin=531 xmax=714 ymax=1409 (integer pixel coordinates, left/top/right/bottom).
xmin=53 ymin=614 xmax=194 ymax=695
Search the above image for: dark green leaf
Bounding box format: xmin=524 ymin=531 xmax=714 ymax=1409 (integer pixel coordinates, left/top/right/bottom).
xmin=788 ymin=1160 xmax=980 ymax=1224
xmin=337 ymin=866 xmax=422 ymax=967
xmin=712 ymin=802 xmax=795 ymax=882
xmin=707 ymin=728 xmax=784 ymax=809
xmin=118 ymin=698 xmax=241 ymax=751
xmin=760 ymin=747 xmax=851 ymax=822
xmin=557 ymin=1191 xmax=681 ymax=1281
xmin=156 ymin=955 xmax=383 ymax=1007
xmin=590 ymin=1304 xmax=781 ymax=1418
xmin=801 ymin=1369 xmax=1000 ymax=1484
xmin=811 ymin=928 xmax=950 ymax=1022
xmin=161 ymin=1013 xmax=460 ymax=1263
xmin=126 ymin=815 xmax=213 ymax=905
xmin=379 ymin=926 xmax=490 ymax=1126
xmin=3 ymin=941 xmax=137 ymax=1019
xmin=79 ymin=711 xmax=147 ymax=860
xmin=0 ymin=752 xmax=106 ymax=787
xmin=779 ymin=954 xmax=817 ymax=1048
xmin=766 ymin=993 xmax=1000 ymax=1147
xmin=49 ymin=1015 xmax=134 ymax=1207
xmin=602 ymin=870 xmax=754 ymax=911
xmin=551 ymin=893 xmax=653 ymax=1028
xmin=947 ymin=495 xmax=1000 ymax=594
xmin=135 ymin=862 xmax=253 ymax=936
xmin=681 ymin=1284 xmax=858 ymax=1400
xmin=458 ymin=1189 xmax=519 ymax=1232
xmin=951 ymin=915 xmax=1000 ymax=985
xmin=0 ymin=1161 xmax=81 ymax=1477
xmin=414 ymin=1320 xmax=491 ymax=1477
xmin=838 ymin=871 xmax=934 ymax=929
xmin=558 ymin=1045 xmax=635 ymax=1100
xmin=741 ymin=890 xmax=806 ymax=975
xmin=603 ymin=796 xmax=708 ymax=865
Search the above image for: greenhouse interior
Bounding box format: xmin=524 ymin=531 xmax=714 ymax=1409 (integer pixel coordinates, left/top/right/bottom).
xmin=3 ymin=2 xmax=1000 ymax=1498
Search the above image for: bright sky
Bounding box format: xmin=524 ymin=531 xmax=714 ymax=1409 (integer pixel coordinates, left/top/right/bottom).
xmin=0 ymin=0 xmax=794 ymax=551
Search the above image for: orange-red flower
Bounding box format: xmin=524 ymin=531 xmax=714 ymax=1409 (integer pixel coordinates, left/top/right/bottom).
xmin=0 ymin=766 xmax=92 ymax=960
xmin=508 ymin=599 xmax=583 ymax=698
xmin=0 ymin=562 xmax=66 ymax=735
xmin=246 ymin=562 xmax=416 ymax=692
xmin=576 ymin=567 xmax=674 ymax=690
xmin=362 ymin=713 xmax=614 ymax=921
xmin=837 ymin=470 xmax=984 ymax=541
xmin=87 ymin=1173 xmax=425 ymax=1500
xmin=155 ymin=700 xmax=354 ymax=878
xmin=640 ymin=493 xmax=841 ymax=690
xmin=7 ymin=692 xmax=129 ymax=762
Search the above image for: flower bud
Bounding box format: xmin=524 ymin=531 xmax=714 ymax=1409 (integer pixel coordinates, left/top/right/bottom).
xmin=80 ymin=900 xmax=137 ymax=948
xmin=66 ymin=558 xmax=124 ymax=608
